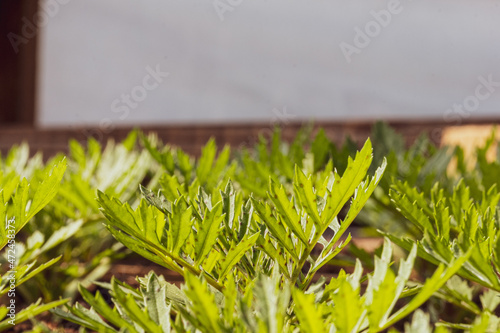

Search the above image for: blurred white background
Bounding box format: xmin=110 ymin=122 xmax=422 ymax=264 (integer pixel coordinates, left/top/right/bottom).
xmin=37 ymin=0 xmax=500 ymax=127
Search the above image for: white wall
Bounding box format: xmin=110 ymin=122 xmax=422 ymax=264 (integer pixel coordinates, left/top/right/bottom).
xmin=37 ymin=0 xmax=500 ymax=128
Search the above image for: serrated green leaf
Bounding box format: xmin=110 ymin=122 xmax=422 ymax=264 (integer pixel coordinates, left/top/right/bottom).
xmin=140 ymin=185 xmax=172 ymax=215
xmin=311 ymin=129 xmax=331 ymax=173
xmin=307 ymin=234 xmax=351 ymax=282
xmin=112 ymin=278 xmax=164 ymax=333
xmin=26 ymin=158 xmax=67 ymax=222
xmin=383 ymin=250 xmax=471 ymax=330
xmin=223 ymin=275 xmax=237 ymax=327
xmin=257 ymin=235 xmax=291 ymax=279
xmin=221 ymin=180 xmax=236 ymax=234
xmin=252 ymin=198 xmax=298 ymax=261
xmin=480 ymin=289 xmax=500 ymax=312
xmin=219 ymin=233 xmax=259 ymax=280
xmin=0 ymin=298 xmax=69 ymax=331
xmin=294 ymin=166 xmax=322 ymax=228
xmin=168 ymin=198 xmax=193 ymax=254
xmin=237 ymin=200 xmax=253 ymax=242
xmin=321 ymin=139 xmax=374 ymax=227
xmin=210 ymin=146 xmax=232 ymax=189
xmin=15 ymin=256 xmax=62 ymax=289
xmin=36 ymin=220 xmax=83 ymax=258
xmin=176 ymin=149 xmax=193 ymax=185
xmin=107 ymin=227 xmax=182 ymax=275
xmin=404 ymin=310 xmax=432 ymax=333
xmin=78 ymin=284 xmax=137 ymax=332
xmin=160 ymin=174 xmax=184 ymax=202
xmin=328 ymin=159 xmax=386 ymax=247
xmin=253 ymin=274 xmax=289 ymax=333
xmin=52 ymin=306 xmax=116 ymax=333
xmin=268 ymin=178 xmax=308 ymax=245
xmin=389 ymin=189 xmax=434 ymax=235
xmin=197 ymin=138 xmax=217 ymax=185
xmin=184 ymin=274 xmax=222 ymax=333
xmin=331 ymin=278 xmax=364 ymax=333
xmin=367 ymin=262 xmax=397 ymax=330
xmin=195 ymin=202 xmax=224 ymax=264
xmin=142 ymin=273 xmax=171 ymax=332
xmin=293 ymin=289 xmax=327 ymax=333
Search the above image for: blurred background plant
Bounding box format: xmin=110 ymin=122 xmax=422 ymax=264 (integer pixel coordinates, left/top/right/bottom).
xmin=2 ymin=123 xmax=500 ymax=330
xmin=14 ymin=130 xmax=162 ymax=304
xmin=0 ymin=154 xmax=68 ymax=330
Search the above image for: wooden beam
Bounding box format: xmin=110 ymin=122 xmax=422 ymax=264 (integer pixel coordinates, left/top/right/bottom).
xmin=1 ymin=119 xmax=499 ymax=158
xmin=0 ymin=0 xmax=38 ymax=126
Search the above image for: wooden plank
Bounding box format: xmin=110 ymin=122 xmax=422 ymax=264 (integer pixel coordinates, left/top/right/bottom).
xmin=0 ymin=0 xmax=38 ymax=125
xmin=1 ymin=119 xmax=499 ymax=158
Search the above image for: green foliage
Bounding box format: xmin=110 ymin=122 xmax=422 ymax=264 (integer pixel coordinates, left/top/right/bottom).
xmin=0 ymin=134 xmax=157 ymax=329
xmin=57 ymin=133 xmax=470 ymax=332
xmin=95 ymin=139 xmax=386 ymax=294
xmin=18 ymin=133 xmax=157 ymax=302
xmin=386 ymin=181 xmax=500 ymax=290
xmin=0 ymin=298 xmax=69 ymax=331
xmin=58 ymin=238 xmax=465 ymax=333
xmin=0 ymin=153 xmax=69 ymax=330
xmin=6 ymin=124 xmax=500 ymax=331
xmin=0 ymin=157 xmax=66 ymax=249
